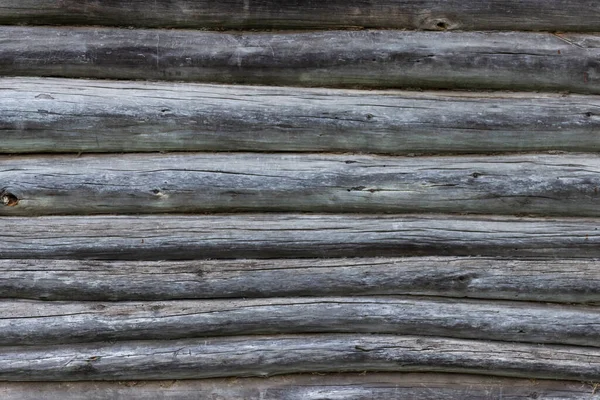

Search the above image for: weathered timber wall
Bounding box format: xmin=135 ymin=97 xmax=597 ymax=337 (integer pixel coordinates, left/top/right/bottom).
xmin=2 ymin=334 xmax=600 ymax=381
xmin=5 ymin=153 xmax=600 ymax=216
xmin=1 ymin=28 xmax=599 ymax=93
xmin=4 ymin=78 xmax=600 ymax=154
xmin=0 ymin=0 xmax=599 ymax=31
xmin=2 ymin=214 xmax=600 ymax=259
xmin=2 ymin=373 xmax=598 ymax=400
xmin=3 ymin=257 xmax=598 ymax=303
xmin=1 ymin=297 xmax=598 ymax=346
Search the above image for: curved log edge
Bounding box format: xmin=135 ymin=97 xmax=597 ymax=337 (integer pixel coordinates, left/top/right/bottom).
xmin=3 ymin=78 xmax=600 ymax=154
xmin=5 ymin=153 xmax=600 ymax=216
xmin=2 ymin=334 xmax=600 ymax=381
xmin=3 ymin=257 xmax=599 ymax=303
xmin=2 ymin=214 xmax=600 ymax=259
xmin=0 ymin=297 xmax=599 ymax=346
xmin=1 ymin=373 xmax=599 ymax=400
xmin=1 ymin=28 xmax=600 ymax=93
xmin=0 ymin=0 xmax=600 ymax=31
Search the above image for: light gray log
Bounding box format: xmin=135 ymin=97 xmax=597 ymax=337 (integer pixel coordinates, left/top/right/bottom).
xmin=2 ymin=334 xmax=600 ymax=381
xmin=1 ymin=28 xmax=600 ymax=93
xmin=5 ymin=153 xmax=600 ymax=216
xmin=4 ymin=257 xmax=600 ymax=303
xmin=2 ymin=373 xmax=599 ymax=400
xmin=2 ymin=214 xmax=600 ymax=259
xmin=1 ymin=297 xmax=599 ymax=346
xmin=5 ymin=78 xmax=600 ymax=154
xmin=1 ymin=0 xmax=600 ymax=32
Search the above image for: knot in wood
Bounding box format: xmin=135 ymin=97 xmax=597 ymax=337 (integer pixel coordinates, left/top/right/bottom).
xmin=1 ymin=192 xmax=18 ymax=207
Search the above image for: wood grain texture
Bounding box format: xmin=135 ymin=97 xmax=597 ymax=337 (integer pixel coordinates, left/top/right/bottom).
xmin=1 ymin=297 xmax=599 ymax=346
xmin=2 ymin=373 xmax=598 ymax=400
xmin=5 ymin=78 xmax=600 ymax=154
xmin=0 ymin=0 xmax=599 ymax=32
xmin=6 ymin=153 xmax=600 ymax=216
xmin=2 ymin=214 xmax=600 ymax=260
xmin=2 ymin=334 xmax=600 ymax=381
xmin=4 ymin=257 xmax=599 ymax=303
xmin=1 ymin=27 xmax=599 ymax=93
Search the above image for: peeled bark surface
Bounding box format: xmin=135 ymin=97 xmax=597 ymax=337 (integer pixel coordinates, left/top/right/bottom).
xmin=5 ymin=153 xmax=600 ymax=216
xmin=2 ymin=373 xmax=598 ymax=400
xmin=0 ymin=0 xmax=600 ymax=31
xmin=3 ymin=257 xmax=599 ymax=303
xmin=3 ymin=214 xmax=600 ymax=260
xmin=5 ymin=78 xmax=600 ymax=154
xmin=1 ymin=28 xmax=600 ymax=93
xmin=2 ymin=334 xmax=600 ymax=381
xmin=0 ymin=297 xmax=599 ymax=347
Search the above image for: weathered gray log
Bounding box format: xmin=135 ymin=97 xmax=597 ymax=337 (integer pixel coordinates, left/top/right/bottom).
xmin=4 ymin=257 xmax=600 ymax=303
xmin=2 ymin=373 xmax=599 ymax=400
xmin=1 ymin=297 xmax=599 ymax=346
xmin=2 ymin=214 xmax=600 ymax=260
xmin=6 ymin=153 xmax=600 ymax=216
xmin=5 ymin=78 xmax=600 ymax=154
xmin=2 ymin=334 xmax=600 ymax=381
xmin=1 ymin=0 xmax=600 ymax=32
xmin=1 ymin=28 xmax=600 ymax=93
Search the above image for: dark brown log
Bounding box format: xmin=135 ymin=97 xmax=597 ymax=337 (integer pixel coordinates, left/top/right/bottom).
xmin=2 ymin=335 xmax=600 ymax=381
xmin=6 ymin=78 xmax=600 ymax=155
xmin=1 ymin=27 xmax=599 ymax=93
xmin=3 ymin=257 xmax=599 ymax=303
xmin=0 ymin=0 xmax=599 ymax=32
xmin=2 ymin=373 xmax=598 ymax=400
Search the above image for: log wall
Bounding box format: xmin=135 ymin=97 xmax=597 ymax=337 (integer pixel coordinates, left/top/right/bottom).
xmin=1 ymin=0 xmax=599 ymax=397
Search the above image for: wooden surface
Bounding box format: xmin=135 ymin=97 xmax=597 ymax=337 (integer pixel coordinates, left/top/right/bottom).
xmin=0 ymin=0 xmax=599 ymax=32
xmin=5 ymin=78 xmax=600 ymax=154
xmin=6 ymin=153 xmax=600 ymax=216
xmin=1 ymin=297 xmax=599 ymax=346
xmin=2 ymin=334 xmax=600 ymax=381
xmin=2 ymin=373 xmax=599 ymax=400
xmin=4 ymin=257 xmax=599 ymax=303
xmin=2 ymin=214 xmax=600 ymax=259
xmin=2 ymin=28 xmax=600 ymax=93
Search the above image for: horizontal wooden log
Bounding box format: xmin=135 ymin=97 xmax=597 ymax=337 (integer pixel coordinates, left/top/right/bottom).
xmin=3 ymin=214 xmax=600 ymax=260
xmin=1 ymin=297 xmax=599 ymax=346
xmin=1 ymin=28 xmax=600 ymax=93
xmin=6 ymin=153 xmax=600 ymax=216
xmin=1 ymin=0 xmax=600 ymax=32
xmin=5 ymin=78 xmax=600 ymax=154
xmin=2 ymin=373 xmax=599 ymax=400
xmin=4 ymin=257 xmax=600 ymax=303
xmin=2 ymin=334 xmax=600 ymax=381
